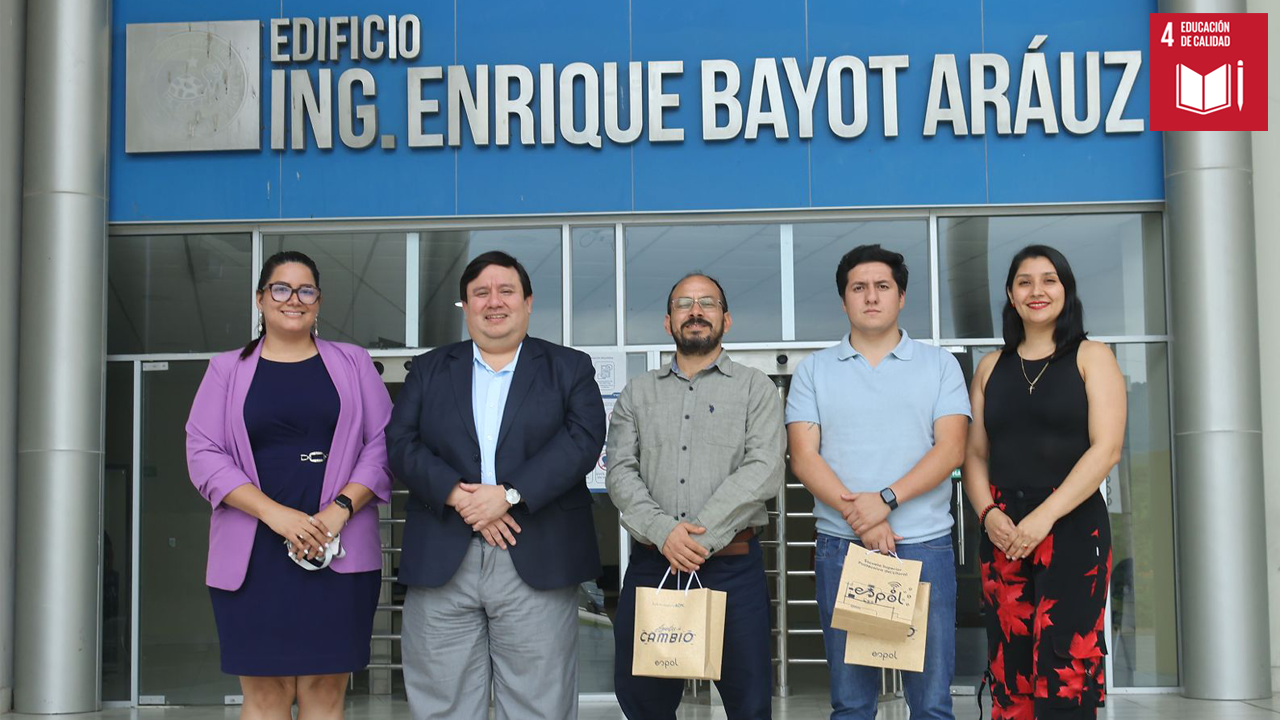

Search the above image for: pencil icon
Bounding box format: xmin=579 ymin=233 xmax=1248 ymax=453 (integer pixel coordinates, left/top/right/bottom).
xmin=1238 ymin=60 xmax=1244 ymax=111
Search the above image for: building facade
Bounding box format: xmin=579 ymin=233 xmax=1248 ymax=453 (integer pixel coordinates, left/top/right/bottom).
xmin=0 ymin=0 xmax=1276 ymax=712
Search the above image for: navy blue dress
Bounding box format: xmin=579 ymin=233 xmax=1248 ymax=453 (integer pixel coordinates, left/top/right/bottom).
xmin=210 ymin=354 xmax=381 ymax=677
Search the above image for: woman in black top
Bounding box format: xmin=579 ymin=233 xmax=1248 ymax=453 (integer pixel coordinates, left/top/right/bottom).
xmin=962 ymin=245 xmax=1127 ymax=720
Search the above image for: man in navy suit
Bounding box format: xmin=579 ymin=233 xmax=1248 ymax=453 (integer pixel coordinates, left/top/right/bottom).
xmin=387 ymin=251 xmax=606 ymax=720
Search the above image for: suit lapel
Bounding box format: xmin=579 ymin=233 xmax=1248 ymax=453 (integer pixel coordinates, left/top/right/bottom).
xmin=451 ymin=342 xmax=479 ymax=445
xmin=496 ymin=338 xmax=544 ymax=451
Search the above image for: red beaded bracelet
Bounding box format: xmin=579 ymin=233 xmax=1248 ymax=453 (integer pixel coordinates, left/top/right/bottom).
xmin=978 ymin=503 xmax=999 ymax=527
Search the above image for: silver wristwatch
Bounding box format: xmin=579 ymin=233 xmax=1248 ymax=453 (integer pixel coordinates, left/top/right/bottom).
xmin=503 ymin=483 xmax=522 ymax=506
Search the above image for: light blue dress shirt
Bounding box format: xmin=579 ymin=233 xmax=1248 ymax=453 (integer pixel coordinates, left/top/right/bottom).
xmin=472 ymin=342 xmax=522 ymax=485
xmin=784 ymin=330 xmax=971 ymax=544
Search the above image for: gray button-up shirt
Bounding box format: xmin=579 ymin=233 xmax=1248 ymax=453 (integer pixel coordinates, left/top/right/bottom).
xmin=606 ymin=351 xmax=786 ymax=554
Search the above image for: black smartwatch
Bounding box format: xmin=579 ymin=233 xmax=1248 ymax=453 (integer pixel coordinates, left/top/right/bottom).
xmin=879 ymin=487 xmax=899 ymax=510
xmin=333 ymin=494 xmax=354 ymax=518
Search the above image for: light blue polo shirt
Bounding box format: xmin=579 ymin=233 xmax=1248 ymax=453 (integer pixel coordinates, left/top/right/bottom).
xmin=784 ymin=330 xmax=971 ymax=544
xmin=472 ymin=342 xmax=523 ymax=485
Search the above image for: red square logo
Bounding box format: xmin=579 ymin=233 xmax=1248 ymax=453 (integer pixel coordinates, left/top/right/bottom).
xmin=1149 ymin=13 xmax=1268 ymax=131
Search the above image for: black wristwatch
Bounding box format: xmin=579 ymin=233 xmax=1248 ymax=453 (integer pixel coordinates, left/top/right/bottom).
xmin=333 ymin=494 xmax=354 ymax=518
xmin=879 ymin=487 xmax=899 ymax=510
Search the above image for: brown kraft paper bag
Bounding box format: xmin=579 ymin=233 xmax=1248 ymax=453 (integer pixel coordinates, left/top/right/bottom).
xmin=830 ymin=544 xmax=923 ymax=641
xmin=844 ymin=582 xmax=931 ymax=672
xmin=632 ymin=570 xmax=727 ymax=681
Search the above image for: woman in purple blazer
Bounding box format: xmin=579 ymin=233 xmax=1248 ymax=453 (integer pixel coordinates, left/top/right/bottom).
xmin=186 ymin=251 xmax=392 ymax=719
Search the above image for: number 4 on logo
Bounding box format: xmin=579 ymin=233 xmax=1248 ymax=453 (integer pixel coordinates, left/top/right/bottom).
xmin=1161 ymin=22 xmax=1174 ymax=47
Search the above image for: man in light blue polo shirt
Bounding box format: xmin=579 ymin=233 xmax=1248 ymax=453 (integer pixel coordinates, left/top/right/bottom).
xmin=786 ymin=244 xmax=970 ymax=720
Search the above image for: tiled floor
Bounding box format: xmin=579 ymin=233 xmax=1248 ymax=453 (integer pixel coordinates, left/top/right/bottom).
xmin=7 ymin=693 xmax=1280 ymax=720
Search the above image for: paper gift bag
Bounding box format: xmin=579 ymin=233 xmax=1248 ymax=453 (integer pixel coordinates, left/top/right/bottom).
xmin=632 ymin=570 xmax=727 ymax=681
xmin=844 ymin=582 xmax=931 ymax=672
xmin=830 ymin=544 xmax=923 ymax=641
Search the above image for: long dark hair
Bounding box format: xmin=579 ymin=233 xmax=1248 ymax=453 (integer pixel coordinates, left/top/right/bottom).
xmin=240 ymin=251 xmax=322 ymax=359
xmin=1001 ymin=244 xmax=1086 ymax=356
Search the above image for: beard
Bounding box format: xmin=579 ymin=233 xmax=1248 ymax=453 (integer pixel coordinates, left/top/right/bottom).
xmin=672 ymin=318 xmax=723 ymax=356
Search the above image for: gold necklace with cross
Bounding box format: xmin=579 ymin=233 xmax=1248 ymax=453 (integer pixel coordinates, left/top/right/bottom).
xmin=1019 ymin=354 xmax=1052 ymax=395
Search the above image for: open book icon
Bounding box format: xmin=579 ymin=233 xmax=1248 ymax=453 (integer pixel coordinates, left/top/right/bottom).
xmin=1177 ymin=63 xmax=1233 ymax=115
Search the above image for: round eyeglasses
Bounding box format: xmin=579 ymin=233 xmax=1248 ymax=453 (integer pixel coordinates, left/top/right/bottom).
xmin=266 ymin=282 xmax=321 ymax=305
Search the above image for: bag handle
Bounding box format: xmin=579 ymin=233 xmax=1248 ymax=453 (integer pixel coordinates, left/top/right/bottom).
xmin=656 ymin=567 xmax=681 ymax=594
xmin=683 ymin=571 xmax=705 ymax=594
xmin=655 ymin=568 xmax=707 ymax=595
xmin=865 ymin=547 xmax=902 ymax=563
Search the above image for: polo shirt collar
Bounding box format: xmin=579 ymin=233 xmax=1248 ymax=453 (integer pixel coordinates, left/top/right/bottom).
xmin=837 ymin=329 xmax=915 ymax=362
xmin=662 ymin=349 xmax=734 ymax=379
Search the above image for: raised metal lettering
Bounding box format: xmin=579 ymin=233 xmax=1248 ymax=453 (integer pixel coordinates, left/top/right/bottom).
xmin=448 ymin=65 xmax=490 ymax=147
xmin=604 ymin=61 xmax=643 ymax=144
xmin=827 ymin=55 xmax=868 ymax=139
xmin=1104 ymin=50 xmax=1144 ymax=133
xmin=648 ymin=61 xmax=684 ymax=142
xmin=924 ymin=54 xmax=967 ymax=136
xmin=701 ymin=59 xmax=741 ymax=141
xmin=559 ymin=62 xmax=602 ymax=148
xmin=290 ymin=69 xmax=332 ymax=149
xmin=495 ymin=65 xmax=535 ymax=146
xmin=782 ymin=57 xmax=825 ymax=139
xmin=868 ymin=55 xmax=908 ymax=137
xmin=745 ymin=58 xmax=788 ymax=139
xmin=407 ymin=66 xmax=444 ymax=148
xmin=1014 ymin=40 xmax=1059 ymax=135
xmin=969 ymin=53 xmax=1011 ymax=135
xmin=1060 ymin=51 xmax=1101 ymax=134
xmin=338 ymin=68 xmax=377 ymax=148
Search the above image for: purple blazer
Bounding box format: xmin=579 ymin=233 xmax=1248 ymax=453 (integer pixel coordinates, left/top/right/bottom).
xmin=186 ymin=338 xmax=393 ymax=591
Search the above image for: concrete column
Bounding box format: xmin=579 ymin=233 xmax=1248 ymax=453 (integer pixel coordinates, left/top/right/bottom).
xmin=1161 ymin=0 xmax=1272 ymax=700
xmin=0 ymin=0 xmax=24 ymax=713
xmin=1246 ymin=0 xmax=1280 ymax=693
xmin=12 ymin=0 xmax=110 ymax=713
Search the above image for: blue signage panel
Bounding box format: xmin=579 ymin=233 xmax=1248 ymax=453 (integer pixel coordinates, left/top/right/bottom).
xmin=109 ymin=0 xmax=1162 ymax=222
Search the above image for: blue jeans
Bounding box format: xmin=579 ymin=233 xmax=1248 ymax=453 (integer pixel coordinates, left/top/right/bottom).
xmin=814 ymin=533 xmax=956 ymax=720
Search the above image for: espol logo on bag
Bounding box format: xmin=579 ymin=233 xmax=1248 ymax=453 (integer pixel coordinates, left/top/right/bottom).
xmin=1149 ymin=13 xmax=1269 ymax=130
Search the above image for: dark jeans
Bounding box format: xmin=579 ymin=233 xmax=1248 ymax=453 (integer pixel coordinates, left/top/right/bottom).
xmin=613 ymin=538 xmax=773 ymax=720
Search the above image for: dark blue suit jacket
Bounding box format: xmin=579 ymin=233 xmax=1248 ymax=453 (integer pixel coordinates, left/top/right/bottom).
xmin=386 ymin=336 xmax=606 ymax=590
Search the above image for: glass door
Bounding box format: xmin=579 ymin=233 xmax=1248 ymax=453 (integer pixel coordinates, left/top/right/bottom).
xmin=137 ymin=359 xmax=241 ymax=705
xmin=949 ymin=347 xmax=998 ymax=692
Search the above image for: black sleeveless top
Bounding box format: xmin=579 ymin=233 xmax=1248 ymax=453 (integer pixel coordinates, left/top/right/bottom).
xmin=984 ymin=344 xmax=1091 ymax=489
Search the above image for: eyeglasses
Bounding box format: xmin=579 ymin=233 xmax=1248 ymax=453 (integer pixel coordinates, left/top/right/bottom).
xmin=266 ymin=282 xmax=321 ymax=305
xmin=671 ymin=296 xmax=723 ymax=311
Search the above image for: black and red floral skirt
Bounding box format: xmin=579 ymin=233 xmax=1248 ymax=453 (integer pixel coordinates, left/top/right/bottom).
xmin=980 ymin=485 xmax=1112 ymax=720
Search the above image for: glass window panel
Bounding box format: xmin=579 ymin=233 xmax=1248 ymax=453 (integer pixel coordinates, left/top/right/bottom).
xmin=108 ymin=234 xmax=252 ymax=355
xmin=102 ymin=362 xmax=133 ymax=701
xmin=263 ymin=233 xmax=407 ymax=349
xmin=938 ymin=213 xmax=1166 ymax=340
xmin=572 ymin=226 xmax=616 ymax=346
xmin=793 ymin=220 xmax=931 ymax=342
xmin=1110 ymin=343 xmax=1178 ymax=687
xmin=626 ymin=352 xmax=649 ymax=380
xmin=417 ymin=228 xmax=563 ymax=347
xmin=625 ymin=225 xmax=782 ymax=344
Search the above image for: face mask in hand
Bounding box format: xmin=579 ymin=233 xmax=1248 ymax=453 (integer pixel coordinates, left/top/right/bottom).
xmin=284 ymin=534 xmax=346 ymax=571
